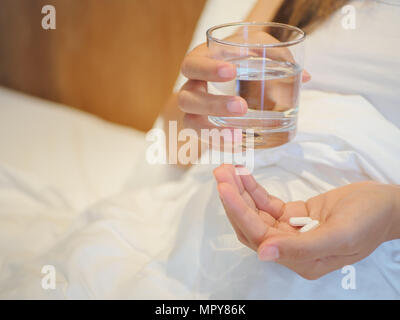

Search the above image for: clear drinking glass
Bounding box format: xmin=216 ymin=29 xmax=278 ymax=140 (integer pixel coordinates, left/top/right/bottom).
xmin=207 ymin=22 xmax=305 ymax=148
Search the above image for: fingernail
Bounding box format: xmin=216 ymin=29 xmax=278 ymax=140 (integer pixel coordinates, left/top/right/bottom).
xmin=227 ymin=99 xmax=246 ymax=114
xmin=218 ymin=66 xmax=236 ymax=79
xmin=259 ymin=246 xmax=279 ymax=261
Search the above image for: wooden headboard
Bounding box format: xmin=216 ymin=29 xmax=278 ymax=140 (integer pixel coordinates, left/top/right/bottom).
xmin=0 ymin=0 xmax=206 ymax=131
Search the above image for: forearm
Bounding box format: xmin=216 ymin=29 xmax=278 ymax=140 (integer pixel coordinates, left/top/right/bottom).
xmin=160 ymin=93 xmax=204 ymax=168
xmin=246 ymin=0 xmax=283 ymax=21
xmin=389 ymin=184 xmax=400 ymax=240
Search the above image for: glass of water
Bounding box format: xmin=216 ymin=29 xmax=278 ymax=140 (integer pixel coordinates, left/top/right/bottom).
xmin=207 ymin=22 xmax=305 ymax=148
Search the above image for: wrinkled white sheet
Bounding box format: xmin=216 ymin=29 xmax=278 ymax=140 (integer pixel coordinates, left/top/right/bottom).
xmin=1 ymin=88 xmax=399 ymax=299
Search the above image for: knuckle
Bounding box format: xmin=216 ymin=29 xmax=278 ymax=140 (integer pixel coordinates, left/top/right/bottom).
xmin=177 ymin=90 xmax=190 ymax=111
xmin=182 ymin=113 xmax=193 ymax=129
xmin=180 ymin=59 xmax=191 ymax=77
xmin=282 ymin=201 xmax=304 ymax=218
xmin=209 ymin=97 xmax=226 ymax=115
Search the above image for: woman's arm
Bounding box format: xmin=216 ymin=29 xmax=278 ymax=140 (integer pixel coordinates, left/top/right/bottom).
xmin=159 ymin=0 xmax=285 ymax=167
xmin=246 ymin=0 xmax=284 ymax=22
xmin=389 ymin=185 xmax=400 ymax=240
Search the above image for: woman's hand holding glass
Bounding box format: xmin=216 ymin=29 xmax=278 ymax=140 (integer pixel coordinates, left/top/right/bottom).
xmin=178 ymin=42 xmax=311 ymax=136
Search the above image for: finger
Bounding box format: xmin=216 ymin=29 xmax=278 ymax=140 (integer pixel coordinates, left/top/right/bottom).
xmin=181 ymin=55 xmax=237 ymax=82
xmin=214 ymin=164 xmax=245 ymax=194
xmin=257 ymin=224 xmax=345 ymax=262
xmin=219 ymin=197 xmax=250 ymax=248
xmin=178 ymin=84 xmax=248 ymax=116
xmin=179 ymin=79 xmax=207 ymax=92
xmin=258 ymin=210 xmax=278 ymax=227
xmin=216 ymin=164 xmax=265 ymax=215
xmin=218 ymin=182 xmax=273 ymax=249
xmin=230 ymin=166 xmax=278 ymax=225
xmin=238 ymin=172 xmax=285 ymax=219
xmin=277 ymin=201 xmax=310 ymax=223
xmin=183 ymin=113 xmax=220 ymax=132
xmin=214 ymin=165 xmax=278 ymax=227
xmin=183 ymin=114 xmax=244 ymax=152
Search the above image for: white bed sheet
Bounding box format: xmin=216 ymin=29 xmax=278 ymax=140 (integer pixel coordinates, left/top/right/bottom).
xmin=0 ymin=87 xmax=184 ymax=212
xmin=1 ymin=88 xmax=399 ymax=299
xmin=0 ymin=86 xmax=150 ymax=212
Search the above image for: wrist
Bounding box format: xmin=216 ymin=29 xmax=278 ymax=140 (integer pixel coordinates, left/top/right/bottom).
xmin=389 ymin=184 xmax=400 ymax=240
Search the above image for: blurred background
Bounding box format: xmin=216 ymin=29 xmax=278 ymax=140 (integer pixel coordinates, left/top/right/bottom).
xmin=0 ymin=0 xmax=206 ymax=131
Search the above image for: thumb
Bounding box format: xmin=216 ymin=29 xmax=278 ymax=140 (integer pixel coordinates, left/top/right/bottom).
xmin=257 ymin=225 xmax=343 ymax=262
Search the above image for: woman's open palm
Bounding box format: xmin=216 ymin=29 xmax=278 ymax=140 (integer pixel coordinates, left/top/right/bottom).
xmin=214 ymin=164 xmax=398 ymax=279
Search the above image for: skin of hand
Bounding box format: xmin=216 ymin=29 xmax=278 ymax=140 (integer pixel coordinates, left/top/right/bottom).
xmin=159 ymin=0 xmax=292 ymax=165
xmin=178 ymin=42 xmax=311 ymax=137
xmin=213 ymin=164 xmax=400 ymax=280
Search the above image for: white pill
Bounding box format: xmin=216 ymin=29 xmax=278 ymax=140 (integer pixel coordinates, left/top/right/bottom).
xmin=289 ymin=217 xmax=313 ymax=227
xmin=299 ymin=220 xmax=320 ymax=233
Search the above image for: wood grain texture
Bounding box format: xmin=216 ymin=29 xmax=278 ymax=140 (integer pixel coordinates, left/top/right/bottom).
xmin=0 ymin=0 xmax=206 ymax=131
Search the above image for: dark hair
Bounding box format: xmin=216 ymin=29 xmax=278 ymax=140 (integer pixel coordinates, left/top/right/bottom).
xmin=273 ymin=0 xmax=349 ymax=38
